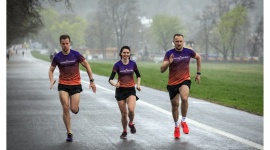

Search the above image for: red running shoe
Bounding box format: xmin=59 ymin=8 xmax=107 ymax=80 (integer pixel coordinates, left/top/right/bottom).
xmin=174 ymin=126 xmax=180 ymax=138
xmin=181 ymin=121 xmax=189 ymax=134
xmin=120 ymin=131 xmax=127 ymax=139
xmin=129 ymin=124 xmax=136 ymax=134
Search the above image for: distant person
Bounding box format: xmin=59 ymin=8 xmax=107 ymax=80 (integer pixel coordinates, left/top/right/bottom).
xmin=108 ymin=46 xmax=141 ymax=139
xmin=7 ymin=52 xmax=9 ymax=60
xmin=22 ymin=51 xmax=24 ymax=56
xmin=160 ymin=34 xmax=201 ymax=138
xmin=48 ymin=34 xmax=96 ymax=142
xmin=50 ymin=52 xmax=57 ymax=61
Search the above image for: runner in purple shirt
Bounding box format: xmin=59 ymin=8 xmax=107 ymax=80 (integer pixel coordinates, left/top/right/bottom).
xmin=49 ymin=34 xmax=96 ymax=142
xmin=161 ymin=34 xmax=201 ymax=139
xmin=109 ymin=46 xmax=141 ymax=139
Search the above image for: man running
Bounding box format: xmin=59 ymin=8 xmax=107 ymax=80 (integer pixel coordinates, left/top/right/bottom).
xmin=48 ymin=34 xmax=96 ymax=142
xmin=160 ymin=34 xmax=201 ymax=138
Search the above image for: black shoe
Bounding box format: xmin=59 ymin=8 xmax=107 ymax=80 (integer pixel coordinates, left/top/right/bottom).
xmin=120 ymin=131 xmax=127 ymax=139
xmin=66 ymin=133 xmax=73 ymax=142
xmin=129 ymin=124 xmax=136 ymax=134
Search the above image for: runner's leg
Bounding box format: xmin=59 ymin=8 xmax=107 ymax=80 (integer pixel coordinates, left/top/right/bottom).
xmin=59 ymin=91 xmax=72 ymax=133
xmin=70 ymin=93 xmax=80 ymax=114
xmin=127 ymin=95 xmax=136 ymax=123
xmin=179 ymin=85 xmax=189 ymax=117
xmin=171 ymin=94 xmax=180 ymax=123
xmin=117 ymin=100 xmax=128 ymax=131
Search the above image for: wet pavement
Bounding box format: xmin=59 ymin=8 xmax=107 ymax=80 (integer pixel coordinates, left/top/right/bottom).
xmin=7 ymin=50 xmax=263 ymax=150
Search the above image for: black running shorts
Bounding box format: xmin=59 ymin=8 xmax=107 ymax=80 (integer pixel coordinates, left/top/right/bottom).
xmin=115 ymin=87 xmax=139 ymax=101
xmin=58 ymin=84 xmax=83 ymax=96
xmin=166 ymin=80 xmax=191 ymax=100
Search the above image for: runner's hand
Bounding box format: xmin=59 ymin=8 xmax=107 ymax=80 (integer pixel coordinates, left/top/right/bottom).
xmin=50 ymin=80 xmax=56 ymax=89
xmin=136 ymin=85 xmax=141 ymax=91
xmin=89 ymin=82 xmax=96 ymax=93
xmin=195 ymin=75 xmax=200 ymax=84
xmin=115 ymin=81 xmax=120 ymax=88
xmin=169 ymin=53 xmax=174 ymax=64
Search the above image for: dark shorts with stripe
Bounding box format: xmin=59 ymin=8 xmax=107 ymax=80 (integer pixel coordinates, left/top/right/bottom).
xmin=58 ymin=84 xmax=83 ymax=96
xmin=166 ymin=80 xmax=191 ymax=100
xmin=115 ymin=87 xmax=139 ymax=101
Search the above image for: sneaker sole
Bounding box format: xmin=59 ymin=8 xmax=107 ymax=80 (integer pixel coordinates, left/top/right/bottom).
xmin=174 ymin=133 xmax=180 ymax=138
xmin=181 ymin=127 xmax=189 ymax=134
xmin=181 ymin=122 xmax=189 ymax=134
xmin=129 ymin=125 xmax=136 ymax=134
xmin=66 ymin=139 xmax=73 ymax=142
xmin=131 ymin=131 xmax=136 ymax=134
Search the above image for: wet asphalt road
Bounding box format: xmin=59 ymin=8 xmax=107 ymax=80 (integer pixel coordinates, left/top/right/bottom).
xmin=7 ymin=50 xmax=263 ymax=150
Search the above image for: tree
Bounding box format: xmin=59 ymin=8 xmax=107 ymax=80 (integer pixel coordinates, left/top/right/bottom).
xmin=7 ymin=0 xmax=71 ymax=48
xmin=38 ymin=9 xmax=60 ymax=50
xmin=7 ymin=0 xmax=42 ymax=47
xmin=151 ymin=14 xmax=184 ymax=52
xmin=196 ymin=5 xmax=216 ymax=61
xmin=97 ymin=0 xmax=139 ymax=51
xmin=37 ymin=9 xmax=88 ymax=51
xmin=216 ymin=5 xmax=247 ymax=60
xmin=199 ymin=0 xmax=255 ymax=61
xmin=85 ymin=9 xmax=115 ymax=59
xmin=249 ymin=16 xmax=263 ymax=62
xmin=256 ymin=16 xmax=263 ymax=58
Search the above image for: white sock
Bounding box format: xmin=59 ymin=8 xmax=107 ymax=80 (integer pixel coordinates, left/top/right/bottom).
xmin=182 ymin=117 xmax=186 ymax=122
xmin=175 ymin=121 xmax=179 ymax=127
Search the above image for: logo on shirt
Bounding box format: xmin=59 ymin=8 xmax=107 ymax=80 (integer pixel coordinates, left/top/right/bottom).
xmin=60 ymin=60 xmax=75 ymax=64
xmin=120 ymin=69 xmax=133 ymax=73
xmin=174 ymin=56 xmax=189 ymax=60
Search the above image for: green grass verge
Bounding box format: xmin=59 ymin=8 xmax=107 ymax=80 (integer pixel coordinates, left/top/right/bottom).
xmin=31 ymin=51 xmax=263 ymax=116
xmin=31 ymin=50 xmax=51 ymax=62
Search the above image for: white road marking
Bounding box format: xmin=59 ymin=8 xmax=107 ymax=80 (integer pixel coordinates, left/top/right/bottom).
xmin=81 ymin=80 xmax=263 ymax=150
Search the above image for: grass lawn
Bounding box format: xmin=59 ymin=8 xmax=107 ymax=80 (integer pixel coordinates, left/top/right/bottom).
xmin=31 ymin=51 xmax=263 ymax=116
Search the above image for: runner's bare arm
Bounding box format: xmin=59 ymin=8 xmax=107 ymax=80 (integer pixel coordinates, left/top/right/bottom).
xmin=48 ymin=65 xmax=56 ymax=89
xmin=80 ymin=60 xmax=94 ymax=79
xmin=80 ymin=60 xmax=96 ymax=93
xmin=194 ymin=53 xmax=201 ymax=84
xmin=160 ymin=53 xmax=174 ymax=73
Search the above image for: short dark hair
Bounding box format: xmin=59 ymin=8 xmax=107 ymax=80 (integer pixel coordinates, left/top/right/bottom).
xmin=59 ymin=34 xmax=70 ymax=43
xmin=173 ymin=34 xmax=184 ymax=40
xmin=119 ymin=46 xmax=131 ymax=59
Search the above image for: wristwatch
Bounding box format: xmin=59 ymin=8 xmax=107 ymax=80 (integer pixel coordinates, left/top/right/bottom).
xmin=90 ymin=79 xmax=94 ymax=82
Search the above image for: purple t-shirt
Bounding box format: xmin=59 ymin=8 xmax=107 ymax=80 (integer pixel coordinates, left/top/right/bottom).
xmin=112 ymin=60 xmax=138 ymax=87
xmin=163 ymin=48 xmax=196 ymax=85
xmin=51 ymin=49 xmax=85 ymax=85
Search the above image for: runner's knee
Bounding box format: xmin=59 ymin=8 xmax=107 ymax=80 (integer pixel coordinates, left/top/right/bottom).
xmin=128 ymin=110 xmax=135 ymax=115
xmin=121 ymin=111 xmax=128 ymax=118
xmin=181 ymin=97 xmax=188 ymax=103
xmin=71 ymin=107 xmax=79 ymax=114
